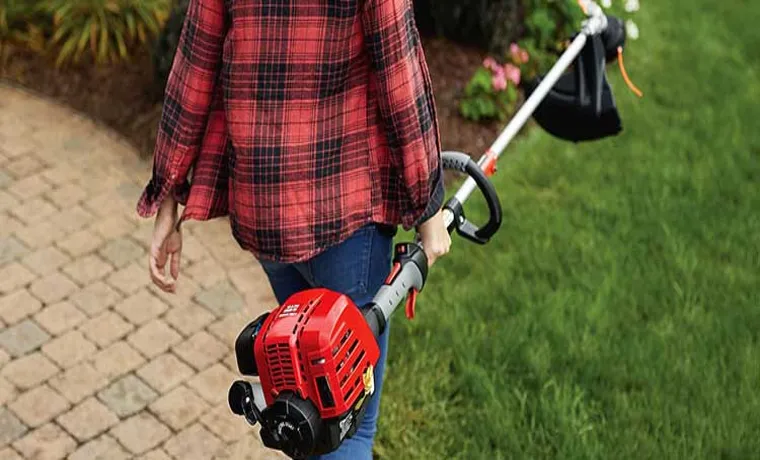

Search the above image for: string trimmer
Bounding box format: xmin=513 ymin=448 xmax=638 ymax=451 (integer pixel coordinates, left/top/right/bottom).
xmin=227 ymin=2 xmax=638 ymax=458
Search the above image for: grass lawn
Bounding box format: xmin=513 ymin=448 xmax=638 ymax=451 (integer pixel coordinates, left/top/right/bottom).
xmin=376 ymin=1 xmax=760 ymax=458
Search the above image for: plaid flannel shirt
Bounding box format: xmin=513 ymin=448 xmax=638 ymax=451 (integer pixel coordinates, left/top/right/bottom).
xmin=137 ymin=0 xmax=444 ymax=263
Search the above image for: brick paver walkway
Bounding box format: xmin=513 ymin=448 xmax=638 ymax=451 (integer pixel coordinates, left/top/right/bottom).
xmin=0 ymin=84 xmax=285 ymax=459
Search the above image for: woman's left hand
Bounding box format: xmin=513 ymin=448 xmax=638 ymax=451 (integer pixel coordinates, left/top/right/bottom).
xmin=417 ymin=209 xmax=452 ymax=267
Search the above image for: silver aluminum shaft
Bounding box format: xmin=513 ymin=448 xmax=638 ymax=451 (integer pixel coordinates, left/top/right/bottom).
xmin=447 ymin=32 xmax=588 ymax=225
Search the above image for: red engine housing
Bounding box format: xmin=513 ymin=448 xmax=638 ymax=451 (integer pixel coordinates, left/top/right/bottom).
xmin=253 ymin=288 xmax=380 ymax=419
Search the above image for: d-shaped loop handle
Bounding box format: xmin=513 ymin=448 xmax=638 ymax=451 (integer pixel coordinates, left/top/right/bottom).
xmin=441 ymin=151 xmax=502 ymax=244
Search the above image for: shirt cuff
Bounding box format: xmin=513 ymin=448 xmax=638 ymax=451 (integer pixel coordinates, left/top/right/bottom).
xmin=412 ymin=163 xmax=445 ymax=228
xmin=135 ymin=176 xmax=189 ymax=218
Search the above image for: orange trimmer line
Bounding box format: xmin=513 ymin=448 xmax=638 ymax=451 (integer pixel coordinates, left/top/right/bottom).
xmin=578 ymin=0 xmax=643 ymax=98
xmin=617 ymin=46 xmax=644 ymax=97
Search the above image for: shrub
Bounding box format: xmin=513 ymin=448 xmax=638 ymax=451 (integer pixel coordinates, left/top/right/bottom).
xmin=152 ymin=0 xmax=187 ymax=95
xmin=42 ymin=0 xmax=171 ymax=66
xmin=459 ymin=45 xmax=528 ymax=122
xmin=151 ymin=0 xmax=505 ymax=95
xmin=516 ymin=0 xmax=585 ymax=80
xmin=0 ymin=0 xmax=47 ymax=60
xmin=458 ymin=0 xmax=581 ymax=123
xmin=459 ymin=0 xmax=586 ymax=123
xmin=460 ymin=0 xmax=644 ymax=124
xmin=414 ymin=0 xmax=522 ymax=56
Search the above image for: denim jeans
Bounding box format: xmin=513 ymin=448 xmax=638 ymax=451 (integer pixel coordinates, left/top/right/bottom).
xmin=258 ymin=224 xmax=394 ymax=460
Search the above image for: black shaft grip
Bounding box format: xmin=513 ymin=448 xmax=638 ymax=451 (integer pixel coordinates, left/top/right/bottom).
xmin=441 ymin=151 xmax=471 ymax=173
xmin=362 ymin=243 xmax=427 ymax=337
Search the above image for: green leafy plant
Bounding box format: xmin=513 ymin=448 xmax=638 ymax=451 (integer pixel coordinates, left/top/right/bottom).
xmin=413 ymin=0 xmax=522 ymax=56
xmin=0 ymin=0 xmax=47 ymax=60
xmin=459 ymin=0 xmax=587 ymax=123
xmin=517 ymin=0 xmax=586 ymax=79
xmin=460 ymin=56 xmax=522 ymax=122
xmin=43 ymin=0 xmax=171 ymax=66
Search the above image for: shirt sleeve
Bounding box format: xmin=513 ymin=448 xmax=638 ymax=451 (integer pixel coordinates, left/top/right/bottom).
xmin=137 ymin=0 xmax=228 ymax=218
xmin=361 ymin=0 xmax=444 ymax=229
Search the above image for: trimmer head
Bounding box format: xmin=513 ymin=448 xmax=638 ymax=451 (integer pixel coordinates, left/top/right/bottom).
xmin=524 ymin=15 xmax=627 ymax=143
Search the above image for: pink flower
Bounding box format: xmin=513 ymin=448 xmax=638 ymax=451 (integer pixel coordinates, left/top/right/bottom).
xmin=492 ymin=73 xmax=507 ymax=91
xmin=509 ymin=43 xmax=530 ymax=64
xmin=509 ymin=43 xmax=521 ymax=60
xmin=483 ymin=56 xmax=499 ymax=71
xmin=504 ymin=64 xmax=521 ymax=86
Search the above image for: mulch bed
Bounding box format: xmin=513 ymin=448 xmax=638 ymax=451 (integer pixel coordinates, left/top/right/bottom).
xmin=2 ymin=48 xmax=164 ymax=157
xmin=1 ymin=36 xmax=503 ymax=161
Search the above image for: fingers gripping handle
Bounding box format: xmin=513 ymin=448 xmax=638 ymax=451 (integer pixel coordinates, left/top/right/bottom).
xmin=363 ymin=243 xmax=427 ymax=338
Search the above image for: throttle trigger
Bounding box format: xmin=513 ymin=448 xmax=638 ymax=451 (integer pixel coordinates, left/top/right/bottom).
xmin=385 ymin=262 xmax=401 ymax=284
xmin=405 ymin=289 xmax=418 ymax=320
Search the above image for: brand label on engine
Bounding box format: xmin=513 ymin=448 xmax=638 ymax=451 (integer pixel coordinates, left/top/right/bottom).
xmin=278 ymin=304 xmax=300 ymax=318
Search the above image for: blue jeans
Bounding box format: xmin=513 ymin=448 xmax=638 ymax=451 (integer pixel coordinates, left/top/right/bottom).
xmin=258 ymin=224 xmax=394 ymax=460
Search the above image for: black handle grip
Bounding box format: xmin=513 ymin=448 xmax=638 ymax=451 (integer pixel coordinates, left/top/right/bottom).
xmin=363 ymin=242 xmax=428 ymax=337
xmin=441 ymin=151 xmax=502 ymax=244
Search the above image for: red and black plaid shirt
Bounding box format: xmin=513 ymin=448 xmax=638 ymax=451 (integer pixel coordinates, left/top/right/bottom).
xmin=137 ymin=0 xmax=443 ymax=262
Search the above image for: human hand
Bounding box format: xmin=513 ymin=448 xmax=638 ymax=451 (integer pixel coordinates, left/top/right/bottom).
xmin=149 ymin=196 xmax=182 ymax=293
xmin=416 ymin=209 xmax=451 ymax=267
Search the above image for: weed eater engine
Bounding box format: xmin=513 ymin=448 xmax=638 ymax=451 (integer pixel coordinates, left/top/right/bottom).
xmin=227 ymin=2 xmax=636 ymax=458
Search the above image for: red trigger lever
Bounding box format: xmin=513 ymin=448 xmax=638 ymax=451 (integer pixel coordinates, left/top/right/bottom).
xmin=405 ymin=289 xmax=418 ymax=320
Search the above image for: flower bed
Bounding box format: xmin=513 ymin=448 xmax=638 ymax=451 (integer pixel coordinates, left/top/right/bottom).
xmin=459 ymin=0 xmax=641 ymax=124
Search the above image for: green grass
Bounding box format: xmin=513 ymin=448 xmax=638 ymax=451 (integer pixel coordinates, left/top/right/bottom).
xmin=376 ymin=1 xmax=760 ymax=458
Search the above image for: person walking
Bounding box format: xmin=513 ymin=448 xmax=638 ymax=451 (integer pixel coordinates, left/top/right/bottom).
xmin=137 ymin=0 xmax=451 ymax=457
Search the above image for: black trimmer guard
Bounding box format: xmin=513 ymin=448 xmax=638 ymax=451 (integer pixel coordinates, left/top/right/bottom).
xmin=524 ymin=16 xmax=626 ymax=143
